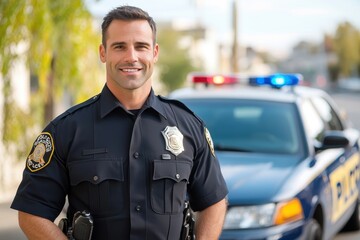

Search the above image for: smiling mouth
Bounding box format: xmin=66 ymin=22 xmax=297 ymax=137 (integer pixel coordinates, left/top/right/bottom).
xmin=120 ymin=68 xmax=141 ymax=73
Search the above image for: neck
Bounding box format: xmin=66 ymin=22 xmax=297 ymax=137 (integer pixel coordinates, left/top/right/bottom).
xmin=106 ymin=82 xmax=151 ymax=110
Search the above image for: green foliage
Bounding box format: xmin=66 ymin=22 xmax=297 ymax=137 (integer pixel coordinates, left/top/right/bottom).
xmin=333 ymin=22 xmax=360 ymax=77
xmin=0 ymin=0 xmax=27 ymax=76
xmin=47 ymin=1 xmax=102 ymax=99
xmin=157 ymin=28 xmax=199 ymax=92
xmin=0 ymin=0 xmax=102 ymax=158
xmin=0 ymin=0 xmax=33 ymax=155
xmin=3 ymin=99 xmax=35 ymax=159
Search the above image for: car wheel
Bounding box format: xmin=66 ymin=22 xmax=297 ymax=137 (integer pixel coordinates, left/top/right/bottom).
xmin=341 ymin=198 xmax=360 ymax=231
xmin=307 ymin=219 xmax=322 ymax=240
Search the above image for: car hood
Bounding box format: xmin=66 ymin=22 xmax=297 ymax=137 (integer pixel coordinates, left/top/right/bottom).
xmin=217 ymin=151 xmax=300 ymax=205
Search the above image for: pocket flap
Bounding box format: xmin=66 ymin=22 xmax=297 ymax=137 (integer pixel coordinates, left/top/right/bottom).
xmin=153 ymin=160 xmax=192 ymax=182
xmin=68 ymin=159 xmax=123 ymax=185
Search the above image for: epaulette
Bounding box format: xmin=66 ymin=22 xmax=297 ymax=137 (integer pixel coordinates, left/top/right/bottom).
xmin=158 ymin=95 xmax=204 ymax=123
xmin=51 ymin=94 xmax=100 ymax=125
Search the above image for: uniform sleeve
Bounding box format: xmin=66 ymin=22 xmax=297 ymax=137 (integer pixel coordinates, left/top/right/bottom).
xmin=11 ymin=121 xmax=69 ymax=221
xmin=188 ymin=126 xmax=228 ymax=212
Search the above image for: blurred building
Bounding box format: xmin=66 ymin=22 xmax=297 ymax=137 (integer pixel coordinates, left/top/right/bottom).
xmin=168 ymin=20 xmax=273 ymax=76
xmin=162 ymin=20 xmax=221 ymax=73
xmin=277 ymin=40 xmax=337 ymax=88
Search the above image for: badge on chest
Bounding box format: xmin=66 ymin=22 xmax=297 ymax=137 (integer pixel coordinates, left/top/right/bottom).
xmin=161 ymin=126 xmax=184 ymax=156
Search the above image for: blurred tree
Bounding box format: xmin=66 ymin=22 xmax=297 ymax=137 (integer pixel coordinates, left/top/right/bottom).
xmin=358 ymin=31 xmax=360 ymax=77
xmin=157 ymin=27 xmax=198 ymax=92
xmin=333 ymin=22 xmax=360 ymax=77
xmin=0 ymin=0 xmax=102 ymax=157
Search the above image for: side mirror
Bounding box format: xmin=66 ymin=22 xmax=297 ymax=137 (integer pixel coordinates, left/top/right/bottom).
xmin=319 ymin=130 xmax=349 ymax=150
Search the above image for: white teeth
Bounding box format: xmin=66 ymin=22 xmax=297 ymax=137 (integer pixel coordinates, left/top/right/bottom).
xmin=122 ymin=69 xmax=138 ymax=72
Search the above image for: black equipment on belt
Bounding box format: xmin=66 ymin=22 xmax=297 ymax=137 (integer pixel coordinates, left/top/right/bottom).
xmin=180 ymin=201 xmax=196 ymax=240
xmin=58 ymin=210 xmax=93 ymax=240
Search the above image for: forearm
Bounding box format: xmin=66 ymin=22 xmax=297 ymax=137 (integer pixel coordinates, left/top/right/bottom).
xmin=18 ymin=211 xmax=67 ymax=240
xmin=195 ymin=198 xmax=227 ymax=240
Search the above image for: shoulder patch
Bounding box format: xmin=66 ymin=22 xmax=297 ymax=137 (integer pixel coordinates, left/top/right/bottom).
xmin=26 ymin=132 xmax=55 ymax=172
xmin=204 ymin=127 xmax=215 ymax=157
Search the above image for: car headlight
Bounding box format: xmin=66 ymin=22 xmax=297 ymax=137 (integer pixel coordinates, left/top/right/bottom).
xmin=223 ymin=203 xmax=275 ymax=229
xmin=223 ymin=198 xmax=304 ymax=229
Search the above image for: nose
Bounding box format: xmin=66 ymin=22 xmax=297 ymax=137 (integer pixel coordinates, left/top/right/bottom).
xmin=124 ymin=47 xmax=138 ymax=63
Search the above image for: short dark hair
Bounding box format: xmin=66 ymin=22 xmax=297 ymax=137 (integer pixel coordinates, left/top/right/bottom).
xmin=101 ymin=5 xmax=157 ymax=47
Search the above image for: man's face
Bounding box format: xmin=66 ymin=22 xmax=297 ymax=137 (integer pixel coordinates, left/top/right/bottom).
xmin=99 ymin=19 xmax=159 ymax=92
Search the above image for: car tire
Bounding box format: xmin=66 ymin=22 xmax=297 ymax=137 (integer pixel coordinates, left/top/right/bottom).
xmin=341 ymin=198 xmax=360 ymax=231
xmin=307 ymin=219 xmax=322 ymax=240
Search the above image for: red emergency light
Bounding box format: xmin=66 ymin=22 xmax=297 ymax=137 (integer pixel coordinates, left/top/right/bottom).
xmin=192 ymin=75 xmax=238 ymax=85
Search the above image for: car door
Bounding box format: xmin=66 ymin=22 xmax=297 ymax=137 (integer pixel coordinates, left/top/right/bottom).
xmin=310 ymin=95 xmax=360 ymax=235
xmin=300 ymin=96 xmax=347 ymax=239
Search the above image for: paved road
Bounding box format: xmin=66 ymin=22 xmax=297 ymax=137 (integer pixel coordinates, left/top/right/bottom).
xmin=0 ymin=200 xmax=65 ymax=240
xmin=0 ymin=201 xmax=26 ymax=240
xmin=330 ymin=91 xmax=360 ymax=130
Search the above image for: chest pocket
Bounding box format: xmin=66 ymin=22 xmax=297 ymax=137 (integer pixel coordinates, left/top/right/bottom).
xmin=68 ymin=159 xmax=126 ymax=215
xmin=151 ymin=160 xmax=192 ymax=214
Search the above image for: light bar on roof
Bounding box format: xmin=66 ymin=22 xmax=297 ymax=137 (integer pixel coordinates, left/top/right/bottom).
xmin=191 ymin=73 xmax=302 ymax=88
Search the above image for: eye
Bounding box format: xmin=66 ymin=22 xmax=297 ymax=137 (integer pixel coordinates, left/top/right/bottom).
xmin=111 ymin=43 xmax=125 ymax=50
xmin=114 ymin=45 xmax=124 ymax=50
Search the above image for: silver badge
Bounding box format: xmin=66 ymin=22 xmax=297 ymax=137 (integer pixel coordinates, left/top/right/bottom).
xmin=161 ymin=126 xmax=184 ymax=156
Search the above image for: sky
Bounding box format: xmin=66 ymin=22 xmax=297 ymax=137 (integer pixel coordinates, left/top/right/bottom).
xmin=86 ymin=0 xmax=360 ymax=56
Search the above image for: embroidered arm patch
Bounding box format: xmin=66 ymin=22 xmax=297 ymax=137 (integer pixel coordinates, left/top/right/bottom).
xmin=26 ymin=132 xmax=54 ymax=172
xmin=204 ymin=127 xmax=215 ymax=157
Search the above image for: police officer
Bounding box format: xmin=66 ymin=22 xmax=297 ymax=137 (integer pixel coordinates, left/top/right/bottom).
xmin=11 ymin=5 xmax=228 ymax=240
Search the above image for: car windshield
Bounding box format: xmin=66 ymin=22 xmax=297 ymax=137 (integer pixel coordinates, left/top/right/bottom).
xmin=180 ymin=98 xmax=302 ymax=154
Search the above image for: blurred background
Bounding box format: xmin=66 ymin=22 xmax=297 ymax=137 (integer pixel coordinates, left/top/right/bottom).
xmin=0 ymin=0 xmax=359 ymax=239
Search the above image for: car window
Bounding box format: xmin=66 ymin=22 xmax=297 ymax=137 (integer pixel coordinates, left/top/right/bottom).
xmin=311 ymin=97 xmax=343 ymax=131
xmin=181 ymin=99 xmax=302 ymax=154
xmin=300 ymin=99 xmax=325 ymax=142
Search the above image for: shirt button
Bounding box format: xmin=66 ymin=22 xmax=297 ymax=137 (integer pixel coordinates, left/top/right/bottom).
xmin=133 ymin=152 xmax=139 ymax=159
xmin=93 ymin=176 xmax=99 ymax=181
xmin=175 ymin=174 xmax=180 ymax=180
xmin=135 ymin=205 xmax=142 ymax=211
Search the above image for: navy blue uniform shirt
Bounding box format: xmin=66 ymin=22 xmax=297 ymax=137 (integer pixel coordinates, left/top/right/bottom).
xmin=11 ymin=85 xmax=228 ymax=240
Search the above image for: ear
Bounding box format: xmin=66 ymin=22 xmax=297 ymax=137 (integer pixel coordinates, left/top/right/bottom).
xmin=153 ymin=44 xmax=159 ymax=63
xmin=99 ymin=44 xmax=106 ymax=63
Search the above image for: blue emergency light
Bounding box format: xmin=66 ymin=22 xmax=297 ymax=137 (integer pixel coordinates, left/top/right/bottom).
xmin=249 ymin=74 xmax=302 ymax=88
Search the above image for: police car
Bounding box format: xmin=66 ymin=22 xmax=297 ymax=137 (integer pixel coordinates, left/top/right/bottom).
xmin=169 ymin=73 xmax=360 ymax=240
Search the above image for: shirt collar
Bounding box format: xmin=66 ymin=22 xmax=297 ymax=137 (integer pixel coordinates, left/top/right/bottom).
xmin=100 ymin=84 xmax=167 ymax=119
xmin=143 ymin=88 xmax=167 ymax=119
